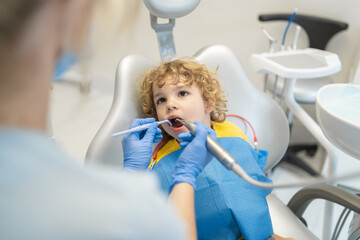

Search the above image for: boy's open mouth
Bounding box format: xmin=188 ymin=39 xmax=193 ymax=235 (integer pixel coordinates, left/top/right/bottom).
xmin=168 ymin=117 xmax=184 ymax=128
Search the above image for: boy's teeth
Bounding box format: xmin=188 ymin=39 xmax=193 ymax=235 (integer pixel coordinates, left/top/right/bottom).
xmin=167 ymin=118 xmax=183 ymax=128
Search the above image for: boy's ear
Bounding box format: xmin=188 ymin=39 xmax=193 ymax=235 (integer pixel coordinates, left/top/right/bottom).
xmin=205 ymin=99 xmax=215 ymax=113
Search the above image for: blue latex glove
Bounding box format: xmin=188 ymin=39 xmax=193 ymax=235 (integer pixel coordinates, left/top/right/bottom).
xmin=122 ymin=118 xmax=163 ymax=171
xmin=171 ymin=121 xmax=217 ymax=190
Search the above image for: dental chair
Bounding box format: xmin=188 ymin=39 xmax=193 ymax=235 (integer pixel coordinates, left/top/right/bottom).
xmin=86 ymin=1 xmax=360 ymax=239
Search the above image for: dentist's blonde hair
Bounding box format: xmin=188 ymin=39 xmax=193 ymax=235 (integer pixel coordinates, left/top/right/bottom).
xmin=140 ymin=57 xmax=227 ymax=123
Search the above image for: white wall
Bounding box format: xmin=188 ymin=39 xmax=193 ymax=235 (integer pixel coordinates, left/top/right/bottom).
xmin=88 ymin=0 xmax=360 ymax=92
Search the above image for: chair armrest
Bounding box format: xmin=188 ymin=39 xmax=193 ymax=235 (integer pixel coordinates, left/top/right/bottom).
xmin=287 ymin=184 xmax=360 ymax=219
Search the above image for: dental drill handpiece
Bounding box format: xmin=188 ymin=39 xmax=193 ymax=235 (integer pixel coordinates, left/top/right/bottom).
xmin=177 ymin=120 xmax=237 ymax=170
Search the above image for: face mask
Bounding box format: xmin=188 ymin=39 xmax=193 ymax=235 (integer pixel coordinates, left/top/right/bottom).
xmin=53 ymin=52 xmax=77 ymax=81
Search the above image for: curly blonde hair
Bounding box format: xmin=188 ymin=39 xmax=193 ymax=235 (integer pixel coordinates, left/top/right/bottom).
xmin=140 ymin=57 xmax=227 ymax=122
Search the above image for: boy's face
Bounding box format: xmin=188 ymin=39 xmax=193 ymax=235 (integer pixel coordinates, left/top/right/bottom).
xmin=153 ymin=75 xmax=213 ymax=139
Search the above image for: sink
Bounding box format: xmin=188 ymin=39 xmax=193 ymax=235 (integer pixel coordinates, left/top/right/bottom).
xmin=316 ymin=83 xmax=360 ymax=159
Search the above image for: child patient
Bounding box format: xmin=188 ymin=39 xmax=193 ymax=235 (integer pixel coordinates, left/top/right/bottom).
xmin=139 ymin=57 xmax=282 ymax=240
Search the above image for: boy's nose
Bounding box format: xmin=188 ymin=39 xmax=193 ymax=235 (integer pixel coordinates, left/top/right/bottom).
xmin=166 ymin=104 xmax=178 ymax=112
xmin=166 ymin=99 xmax=178 ymax=112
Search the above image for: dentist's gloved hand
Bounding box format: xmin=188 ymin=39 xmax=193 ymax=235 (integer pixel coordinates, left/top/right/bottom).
xmin=122 ymin=118 xmax=163 ymax=171
xmin=170 ymin=121 xmax=217 ymax=190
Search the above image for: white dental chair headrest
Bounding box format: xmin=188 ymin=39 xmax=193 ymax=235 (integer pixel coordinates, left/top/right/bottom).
xmin=143 ymin=0 xmax=200 ymax=19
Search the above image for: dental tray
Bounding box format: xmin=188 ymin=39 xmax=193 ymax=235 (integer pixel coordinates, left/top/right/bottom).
xmin=250 ymin=48 xmax=341 ymax=79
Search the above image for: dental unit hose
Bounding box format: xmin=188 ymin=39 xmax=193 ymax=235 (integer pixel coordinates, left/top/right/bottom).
xmin=178 ymin=119 xmax=360 ymax=189
xmin=281 ymin=8 xmax=298 ymax=50
xmin=226 ymin=114 xmax=258 ymax=151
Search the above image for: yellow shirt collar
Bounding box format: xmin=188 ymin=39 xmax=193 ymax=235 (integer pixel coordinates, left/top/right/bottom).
xmin=151 ymin=121 xmax=249 ymax=165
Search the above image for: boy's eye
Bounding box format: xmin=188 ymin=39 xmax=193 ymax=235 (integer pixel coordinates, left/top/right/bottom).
xmin=156 ymin=97 xmax=166 ymax=105
xmin=178 ymin=91 xmax=189 ymax=97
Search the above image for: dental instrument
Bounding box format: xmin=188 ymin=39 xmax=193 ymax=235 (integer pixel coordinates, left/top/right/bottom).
xmin=292 ymin=25 xmax=301 ymax=50
xmin=261 ymin=26 xmax=277 ymax=53
xmin=111 ymin=120 xmax=171 ymax=137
